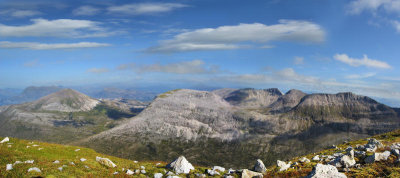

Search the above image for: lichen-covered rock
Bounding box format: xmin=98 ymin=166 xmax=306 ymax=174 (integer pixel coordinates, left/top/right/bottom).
xmin=306 ymin=163 xmax=347 ymax=178
xmin=241 ymin=169 xmax=263 ymax=178
xmin=96 ymin=156 xmax=117 ymax=168
xmin=277 ymin=160 xmax=291 ymax=171
xmin=166 ymin=156 xmax=194 ymax=174
xmin=253 ymin=159 xmax=267 ymax=173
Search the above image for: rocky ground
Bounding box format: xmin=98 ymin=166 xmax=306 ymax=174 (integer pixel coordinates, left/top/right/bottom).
xmin=2 ymin=130 xmax=400 ymax=177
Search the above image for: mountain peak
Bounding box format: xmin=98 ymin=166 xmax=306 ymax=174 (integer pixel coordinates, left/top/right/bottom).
xmin=28 ymin=88 xmax=99 ymax=112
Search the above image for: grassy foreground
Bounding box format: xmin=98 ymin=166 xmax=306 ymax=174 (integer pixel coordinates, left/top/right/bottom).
xmin=0 ymin=137 xmax=214 ymax=177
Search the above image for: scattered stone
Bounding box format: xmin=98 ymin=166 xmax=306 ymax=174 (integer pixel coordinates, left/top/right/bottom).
xmin=207 ymin=169 xmax=220 ymax=176
xmin=329 ymin=148 xmax=356 ymax=168
xmin=80 ymin=158 xmax=87 ymax=162
xmin=166 ymin=171 xmax=175 ymax=175
xmin=24 ymin=160 xmax=34 ymax=164
xmin=365 ymin=151 xmax=391 ymax=164
xmin=75 ymin=149 xmax=80 ymax=152
xmin=13 ymin=161 xmax=22 ymax=165
xmin=126 ymin=169 xmax=134 ymax=175
xmin=0 ymin=137 xmax=9 ymax=143
xmin=6 ymin=164 xmax=12 ymax=171
xmin=7 ymin=145 xmax=11 ymax=148
xmin=156 ymin=163 xmax=161 ymax=166
xmin=38 ymin=148 xmax=43 ymax=150
xmin=225 ymin=176 xmax=234 ymax=178
xmin=63 ymin=165 xmax=67 ymax=167
xmin=167 ymin=176 xmax=180 ymax=178
xmin=166 ymin=156 xmax=195 ymax=174
xmin=141 ymin=169 xmax=146 ymax=174
xmin=70 ymin=162 xmax=75 ymax=165
xmin=299 ymin=157 xmax=311 ymax=163
xmin=58 ymin=167 xmax=63 ymax=171
xmin=390 ymin=143 xmax=400 ymax=150
xmin=26 ymin=146 xmax=30 ymax=148
xmin=84 ymin=165 xmax=90 ymax=169
xmin=154 ymin=173 xmax=163 ymax=178
xmin=195 ymin=173 xmax=207 ymax=178
xmin=228 ymin=168 xmax=236 ymax=174
xmin=292 ymin=162 xmax=299 ymax=167
xmin=27 ymin=167 xmax=41 ymax=173
xmin=331 ymin=145 xmax=338 ymax=149
xmin=96 ymin=156 xmax=117 ymax=168
xmin=140 ymin=166 xmax=145 ymax=169
xmin=113 ymin=172 xmax=119 ymax=175
xmin=392 ymin=149 xmax=400 ymax=157
xmin=53 ymin=160 xmax=60 ymax=164
xmin=241 ymin=169 xmax=263 ymax=178
xmin=356 ymin=144 xmax=365 ymax=151
xmin=277 ymin=160 xmax=291 ymax=171
xmin=305 ymin=163 xmax=346 ymax=178
xmin=32 ymin=144 xmax=39 ymax=147
xmin=213 ymin=166 xmax=225 ymax=172
xmin=364 ymin=138 xmax=384 ymax=152
xmin=135 ymin=169 xmax=140 ymax=174
xmin=312 ymin=155 xmax=320 ymax=161
xmin=355 ymin=151 xmax=366 ymax=158
xmin=134 ymin=160 xmax=138 ymax=163
xmin=253 ymin=159 xmax=266 ymax=173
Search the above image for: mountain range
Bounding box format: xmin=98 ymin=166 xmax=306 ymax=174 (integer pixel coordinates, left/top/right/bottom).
xmin=0 ymin=87 xmax=399 ymax=168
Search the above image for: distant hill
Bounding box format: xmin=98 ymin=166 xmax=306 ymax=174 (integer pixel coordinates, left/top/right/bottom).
xmin=91 ymin=87 xmax=157 ymax=101
xmin=0 ymin=86 xmax=63 ymax=106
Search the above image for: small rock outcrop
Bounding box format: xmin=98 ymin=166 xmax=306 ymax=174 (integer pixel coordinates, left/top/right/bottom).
xmin=306 ymin=163 xmax=347 ymax=178
xmin=364 ymin=151 xmax=391 ymax=164
xmin=277 ymin=160 xmax=291 ymax=171
xmin=0 ymin=137 xmax=9 ymax=143
xmin=364 ymin=138 xmax=384 ymax=152
xmin=96 ymin=156 xmax=117 ymax=168
xmin=166 ymin=156 xmax=194 ymax=174
xmin=312 ymin=155 xmax=320 ymax=161
xmin=241 ymin=169 xmax=263 ymax=178
xmin=253 ymin=159 xmax=267 ymax=173
xmin=154 ymin=173 xmax=163 ymax=178
xmin=27 ymin=167 xmax=41 ymax=173
xmin=299 ymin=157 xmax=310 ymax=163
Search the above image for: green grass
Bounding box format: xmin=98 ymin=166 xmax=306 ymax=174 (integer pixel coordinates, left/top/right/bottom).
xmin=157 ymin=89 xmax=181 ymax=98
xmin=0 ymin=137 xmax=226 ymax=177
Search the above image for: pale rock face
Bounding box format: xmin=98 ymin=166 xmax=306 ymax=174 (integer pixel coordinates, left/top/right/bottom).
xmin=365 ymin=151 xmax=391 ymax=164
xmin=154 ymin=173 xmax=163 ymax=178
xmin=253 ymin=159 xmax=267 ymax=173
xmin=0 ymin=137 xmax=9 ymax=143
xmin=27 ymin=167 xmax=41 ymax=173
xmin=312 ymin=155 xmax=320 ymax=161
xmin=299 ymin=157 xmax=311 ymax=163
xmin=6 ymin=164 xmax=12 ymax=171
xmin=166 ymin=156 xmax=195 ymax=174
xmin=207 ymin=169 xmax=220 ymax=176
xmin=96 ymin=156 xmax=117 ymax=168
xmin=241 ymin=169 xmax=263 ymax=178
xmin=306 ymin=163 xmax=347 ymax=178
xmin=224 ymin=88 xmax=283 ymax=108
xmin=212 ymin=166 xmax=225 ymax=172
xmin=277 ymin=160 xmax=291 ymax=171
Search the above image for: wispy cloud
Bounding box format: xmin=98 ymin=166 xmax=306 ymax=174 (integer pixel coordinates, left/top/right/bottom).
xmin=118 ymin=60 xmax=219 ymax=74
xmin=0 ymin=41 xmax=110 ymax=50
xmin=145 ymin=20 xmax=325 ymax=53
xmin=345 ymin=72 xmax=376 ymax=79
xmin=347 ymin=0 xmax=400 ymax=15
xmin=334 ymin=54 xmax=392 ymax=69
xmin=293 ymin=56 xmax=304 ymax=65
xmin=87 ymin=68 xmax=109 ymax=74
xmin=108 ymin=3 xmax=187 ymax=15
xmin=73 ymin=6 xmax=101 ymax=16
xmin=10 ymin=10 xmax=41 ymax=18
xmin=0 ymin=18 xmax=112 ymax=38
xmin=23 ymin=59 xmax=39 ymax=67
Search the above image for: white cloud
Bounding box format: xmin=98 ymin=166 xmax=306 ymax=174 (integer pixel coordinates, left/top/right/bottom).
xmin=334 ymin=53 xmax=391 ymax=69
xmin=145 ymin=20 xmax=325 ymax=53
xmin=345 ymin=72 xmax=376 ymax=79
xmin=347 ymin=0 xmax=400 ymax=14
xmin=73 ymin=6 xmax=101 ymax=16
xmin=118 ymin=60 xmax=219 ymax=74
xmin=108 ymin=3 xmax=187 ymax=15
xmin=293 ymin=56 xmax=304 ymax=65
xmin=10 ymin=10 xmax=41 ymax=18
xmin=0 ymin=41 xmax=110 ymax=50
xmin=87 ymin=68 xmax=109 ymax=74
xmin=391 ymin=20 xmax=400 ymax=32
xmin=0 ymin=18 xmax=111 ymax=38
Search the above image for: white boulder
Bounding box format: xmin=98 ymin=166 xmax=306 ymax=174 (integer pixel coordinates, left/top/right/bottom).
xmin=154 ymin=173 xmax=163 ymax=178
xmin=27 ymin=167 xmax=41 ymax=173
xmin=166 ymin=156 xmax=195 ymax=174
xmin=96 ymin=156 xmax=117 ymax=168
xmin=80 ymin=158 xmax=87 ymax=162
xmin=365 ymin=151 xmax=391 ymax=164
xmin=6 ymin=164 xmax=12 ymax=171
xmin=241 ymin=169 xmax=263 ymax=178
xmin=299 ymin=157 xmax=310 ymax=163
xmin=312 ymin=155 xmax=320 ymax=161
xmin=126 ymin=169 xmax=134 ymax=175
xmin=277 ymin=160 xmax=291 ymax=171
xmin=306 ymin=163 xmax=346 ymax=178
xmin=0 ymin=137 xmax=9 ymax=143
xmin=253 ymin=159 xmax=267 ymax=173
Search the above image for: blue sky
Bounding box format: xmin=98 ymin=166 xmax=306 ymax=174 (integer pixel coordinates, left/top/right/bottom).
xmin=1 ymin=0 xmax=400 ymax=106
